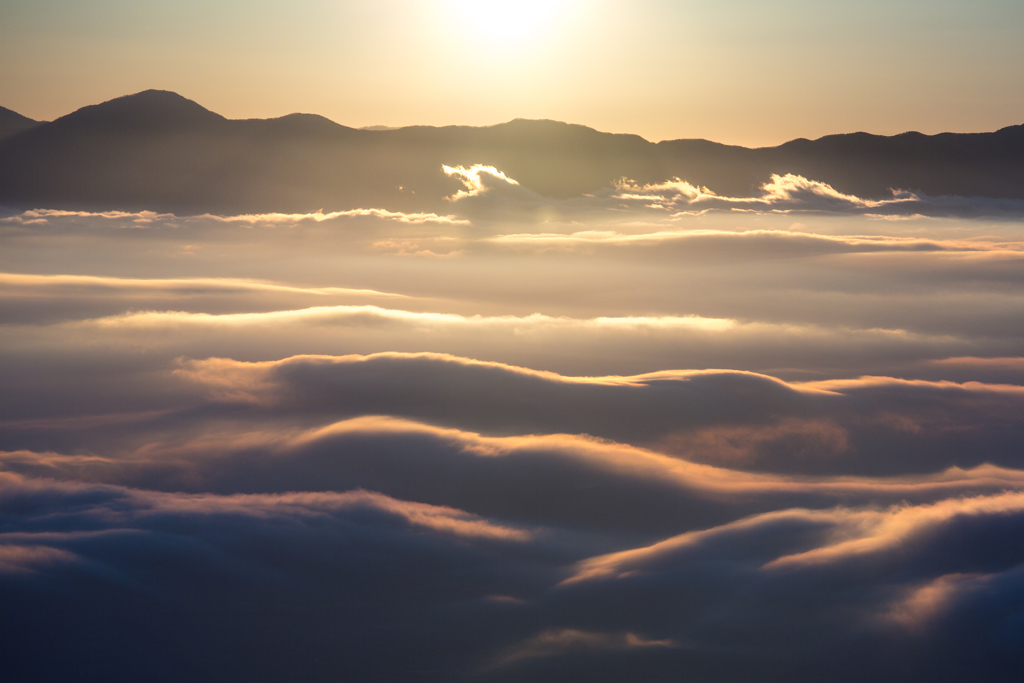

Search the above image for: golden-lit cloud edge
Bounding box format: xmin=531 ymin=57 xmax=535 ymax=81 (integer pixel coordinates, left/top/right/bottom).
xmin=565 ymin=490 xmax=1024 ymax=584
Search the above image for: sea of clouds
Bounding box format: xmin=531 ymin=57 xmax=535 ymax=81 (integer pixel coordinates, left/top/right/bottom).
xmin=2 ymin=170 xmax=1024 ymax=681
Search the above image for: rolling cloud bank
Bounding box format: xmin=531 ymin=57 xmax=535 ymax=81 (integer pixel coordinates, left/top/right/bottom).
xmin=2 ymin=101 xmax=1024 ymax=681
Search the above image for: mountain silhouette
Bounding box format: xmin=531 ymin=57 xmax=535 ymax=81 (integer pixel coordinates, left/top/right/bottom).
xmin=1 ymin=90 xmax=1022 ymax=214
xmin=0 ymin=106 xmax=41 ymax=142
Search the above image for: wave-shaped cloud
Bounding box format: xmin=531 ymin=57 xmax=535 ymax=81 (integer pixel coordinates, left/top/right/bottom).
xmin=0 ymin=272 xmax=411 ymax=299
xmin=165 ymin=352 xmax=1024 ymax=474
xmin=441 ymin=165 xmax=1024 ymax=219
xmin=3 ymin=342 xmax=1023 ymax=681
xmin=6 ymin=166 xmax=1024 ymax=225
xmin=85 ymin=305 xmax=738 ymax=333
xmin=566 ymin=490 xmax=1024 ymax=582
xmin=8 ymin=410 xmax=1024 ymax=541
xmin=4 ymin=430 xmax=1024 ymax=681
xmin=1 ymin=207 xmax=467 ymax=225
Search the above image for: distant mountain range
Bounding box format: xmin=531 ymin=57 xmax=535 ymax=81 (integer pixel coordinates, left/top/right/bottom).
xmin=1 ymin=90 xmax=1022 ymax=214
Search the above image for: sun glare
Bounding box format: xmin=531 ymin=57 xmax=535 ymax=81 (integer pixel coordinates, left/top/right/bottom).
xmin=446 ymin=0 xmax=571 ymax=47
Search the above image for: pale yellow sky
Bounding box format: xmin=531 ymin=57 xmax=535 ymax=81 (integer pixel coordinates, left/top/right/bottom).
xmin=2 ymin=0 xmax=1023 ymax=146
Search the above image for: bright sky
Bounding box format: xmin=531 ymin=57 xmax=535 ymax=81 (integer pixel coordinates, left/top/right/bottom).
xmin=2 ymin=0 xmax=1023 ymax=146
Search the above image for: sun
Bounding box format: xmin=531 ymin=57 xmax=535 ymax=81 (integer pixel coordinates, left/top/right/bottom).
xmin=445 ymin=0 xmax=572 ymax=47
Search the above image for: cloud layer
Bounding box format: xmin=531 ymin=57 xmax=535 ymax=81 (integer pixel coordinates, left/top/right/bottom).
xmin=439 ymin=166 xmax=1024 ymax=219
xmin=2 ymin=175 xmax=1024 ymax=681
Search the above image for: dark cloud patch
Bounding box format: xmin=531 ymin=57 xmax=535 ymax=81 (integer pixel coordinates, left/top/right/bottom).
xmin=0 ymin=476 xmax=559 ymax=682
xmin=528 ymin=497 xmax=1024 ymax=682
xmin=3 ymin=466 xmax=1024 ymax=682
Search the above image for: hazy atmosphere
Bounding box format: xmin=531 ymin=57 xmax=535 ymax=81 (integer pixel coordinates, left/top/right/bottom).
xmin=2 ymin=2 xmax=1024 ymax=682
xmin=4 ymin=0 xmax=1024 ymax=145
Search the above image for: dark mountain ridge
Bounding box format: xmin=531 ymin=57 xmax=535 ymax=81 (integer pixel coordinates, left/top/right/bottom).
xmin=0 ymin=106 xmax=41 ymax=142
xmin=1 ymin=90 xmax=1021 ymax=215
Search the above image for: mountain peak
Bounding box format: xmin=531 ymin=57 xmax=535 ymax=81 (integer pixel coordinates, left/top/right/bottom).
xmin=256 ymin=112 xmax=352 ymax=134
xmin=53 ymin=90 xmax=226 ymax=132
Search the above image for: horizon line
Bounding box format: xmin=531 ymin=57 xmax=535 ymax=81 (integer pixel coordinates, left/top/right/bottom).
xmin=4 ymin=89 xmax=1022 ymax=150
